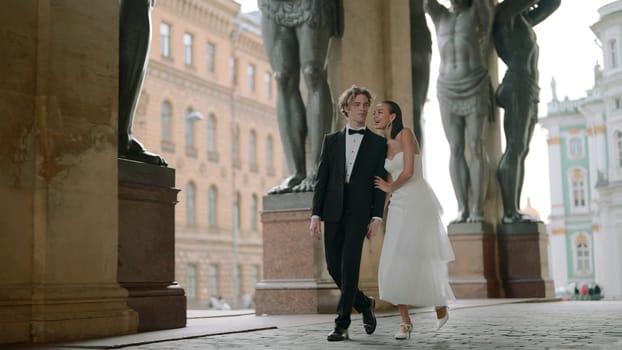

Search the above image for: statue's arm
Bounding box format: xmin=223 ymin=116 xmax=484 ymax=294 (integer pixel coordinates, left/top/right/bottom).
xmin=524 ymin=0 xmax=561 ymax=26
xmin=333 ymin=0 xmax=345 ymax=38
xmin=423 ymin=0 xmax=447 ymax=23
xmin=474 ymin=0 xmax=494 ymax=33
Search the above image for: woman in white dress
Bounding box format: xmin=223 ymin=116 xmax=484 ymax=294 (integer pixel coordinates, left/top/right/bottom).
xmin=373 ymin=100 xmax=455 ymax=340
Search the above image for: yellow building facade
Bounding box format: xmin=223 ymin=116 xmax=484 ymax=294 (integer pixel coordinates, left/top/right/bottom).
xmin=134 ymin=0 xmax=283 ymax=309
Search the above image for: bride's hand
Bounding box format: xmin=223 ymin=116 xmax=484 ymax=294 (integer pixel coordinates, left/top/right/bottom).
xmin=374 ymin=176 xmax=391 ymax=193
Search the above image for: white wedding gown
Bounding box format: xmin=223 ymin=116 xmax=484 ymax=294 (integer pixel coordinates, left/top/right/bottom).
xmin=378 ymin=151 xmax=456 ymax=306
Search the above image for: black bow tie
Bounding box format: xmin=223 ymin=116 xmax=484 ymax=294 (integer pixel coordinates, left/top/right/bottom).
xmin=348 ymin=128 xmax=365 ymax=135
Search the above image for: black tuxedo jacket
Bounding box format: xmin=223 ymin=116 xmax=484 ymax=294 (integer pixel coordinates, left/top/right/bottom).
xmin=312 ymin=128 xmax=388 ymax=223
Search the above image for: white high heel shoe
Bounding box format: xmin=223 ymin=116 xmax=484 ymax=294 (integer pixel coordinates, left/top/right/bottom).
xmin=395 ymin=323 xmax=413 ymax=340
xmin=436 ymin=307 xmax=449 ymax=330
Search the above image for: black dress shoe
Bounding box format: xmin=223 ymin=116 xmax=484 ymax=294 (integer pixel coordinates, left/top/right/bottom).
xmin=362 ymin=297 xmax=377 ymax=334
xmin=327 ymin=327 xmax=349 ymax=341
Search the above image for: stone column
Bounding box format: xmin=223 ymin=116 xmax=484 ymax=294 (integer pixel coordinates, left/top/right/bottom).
xmin=0 ymin=0 xmax=137 ymax=344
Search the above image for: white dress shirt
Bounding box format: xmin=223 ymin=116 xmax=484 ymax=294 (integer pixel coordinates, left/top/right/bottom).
xmin=345 ymin=126 xmax=365 ymax=183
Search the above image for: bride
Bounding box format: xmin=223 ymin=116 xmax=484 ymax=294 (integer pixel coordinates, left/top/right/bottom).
xmin=373 ymin=100 xmax=455 ymax=340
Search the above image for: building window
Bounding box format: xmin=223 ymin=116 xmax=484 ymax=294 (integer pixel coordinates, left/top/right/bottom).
xmin=207 ymin=114 xmax=218 ymax=161
xmin=616 ymin=130 xmax=622 ymax=167
xmin=206 ymin=42 xmax=216 ymax=73
xmin=249 ymin=129 xmax=257 ymax=171
xmin=609 ymin=38 xmax=618 ymax=69
xmin=250 ymin=264 xmax=260 ymax=289
xmin=186 ymin=181 xmax=196 ymax=225
xmin=160 ymin=23 xmax=171 ymax=57
xmin=266 ymin=135 xmax=274 ymax=175
xmin=183 ymin=32 xmax=193 ymax=66
xmin=250 ymin=193 xmax=258 ymax=231
xmin=264 ymin=71 xmax=272 ymax=99
xmin=186 ymin=264 xmax=197 ymax=300
xmin=616 ymin=97 xmax=621 ymax=110
xmin=208 ymin=264 xmax=219 ymax=300
xmin=232 ymin=125 xmax=241 ymax=168
xmin=233 ymin=191 xmax=241 ymax=233
xmin=185 ymin=108 xmax=202 ymax=157
xmin=568 ymin=136 xmax=584 ymax=159
xmin=247 ymin=64 xmax=255 ymax=92
xmin=569 ymin=168 xmax=587 ymax=209
xmin=574 ymin=233 xmax=592 ymax=275
xmin=208 ymin=185 xmax=218 ymax=227
xmin=161 ymin=101 xmax=172 ymax=142
xmin=234 ymin=264 xmax=242 ymax=303
xmin=229 ymin=57 xmax=237 ymax=85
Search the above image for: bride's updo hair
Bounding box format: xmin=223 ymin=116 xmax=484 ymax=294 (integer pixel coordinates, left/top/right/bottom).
xmin=382 ymin=100 xmax=403 ymax=139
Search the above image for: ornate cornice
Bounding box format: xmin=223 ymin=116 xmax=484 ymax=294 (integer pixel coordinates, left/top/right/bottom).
xmin=157 ymin=0 xmax=238 ymax=36
xmin=147 ymin=60 xmax=276 ymax=117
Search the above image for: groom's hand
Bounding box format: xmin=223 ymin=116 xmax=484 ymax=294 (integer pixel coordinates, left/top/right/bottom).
xmin=366 ymin=219 xmax=382 ymax=240
xmin=309 ymin=217 xmax=322 ymax=240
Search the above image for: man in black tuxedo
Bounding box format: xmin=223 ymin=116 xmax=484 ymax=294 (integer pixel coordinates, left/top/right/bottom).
xmin=309 ymin=85 xmax=388 ymax=341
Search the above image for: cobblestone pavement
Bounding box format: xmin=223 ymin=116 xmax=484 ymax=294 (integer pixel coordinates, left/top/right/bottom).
xmin=18 ymin=300 xmax=622 ymax=350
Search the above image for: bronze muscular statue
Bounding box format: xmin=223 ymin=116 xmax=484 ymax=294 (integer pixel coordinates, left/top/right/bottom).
xmin=119 ymin=0 xmax=167 ymax=166
xmin=259 ymin=0 xmax=344 ymax=194
xmin=494 ymin=0 xmax=560 ymax=223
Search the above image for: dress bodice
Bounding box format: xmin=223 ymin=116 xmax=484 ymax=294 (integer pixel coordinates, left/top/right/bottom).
xmin=384 ymin=152 xmax=423 ymax=183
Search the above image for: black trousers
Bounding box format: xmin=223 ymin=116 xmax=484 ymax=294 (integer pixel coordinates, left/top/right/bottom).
xmin=323 ymin=185 xmax=372 ymax=329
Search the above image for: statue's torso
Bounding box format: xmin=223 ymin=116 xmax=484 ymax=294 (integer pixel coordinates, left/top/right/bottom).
xmin=436 ymin=8 xmax=488 ymax=81
xmin=259 ymin=0 xmax=336 ymax=28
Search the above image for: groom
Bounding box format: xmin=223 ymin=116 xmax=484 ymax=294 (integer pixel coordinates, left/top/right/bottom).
xmin=309 ymin=85 xmax=388 ymax=341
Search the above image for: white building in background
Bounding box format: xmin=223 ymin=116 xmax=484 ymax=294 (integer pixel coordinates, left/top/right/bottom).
xmin=540 ymin=0 xmax=622 ymax=299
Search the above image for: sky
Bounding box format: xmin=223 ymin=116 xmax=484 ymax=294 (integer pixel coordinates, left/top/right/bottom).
xmin=235 ymin=0 xmax=614 ymax=224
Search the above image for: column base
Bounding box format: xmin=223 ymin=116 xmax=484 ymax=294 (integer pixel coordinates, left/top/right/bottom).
xmin=0 ymin=284 xmax=138 ymax=344
xmin=448 ymin=222 xmax=502 ymax=298
xmin=498 ymin=222 xmax=555 ymax=298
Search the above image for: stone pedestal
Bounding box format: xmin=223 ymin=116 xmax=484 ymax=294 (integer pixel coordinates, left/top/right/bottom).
xmin=498 ymin=222 xmax=554 ymax=298
xmin=448 ymin=223 xmax=502 ymax=298
xmin=118 ymin=159 xmax=186 ymax=331
xmin=255 ymin=193 xmax=340 ymax=314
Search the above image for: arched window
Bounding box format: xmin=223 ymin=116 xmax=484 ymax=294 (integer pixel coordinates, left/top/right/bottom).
xmin=232 ymin=124 xmax=240 ymax=168
xmin=207 ymin=114 xmax=217 ymax=153
xmin=161 ymin=101 xmax=172 ymax=143
xmin=186 ymin=181 xmax=196 ymax=225
xmin=250 ymin=193 xmax=258 ymax=231
xmin=185 ymin=107 xmax=195 ymax=148
xmin=208 ymin=185 xmax=218 ymax=227
xmin=266 ymin=135 xmax=274 ymax=175
xmin=574 ymin=233 xmax=592 ymax=275
xmin=233 ymin=191 xmax=241 ymax=233
xmin=249 ymin=129 xmax=257 ymax=171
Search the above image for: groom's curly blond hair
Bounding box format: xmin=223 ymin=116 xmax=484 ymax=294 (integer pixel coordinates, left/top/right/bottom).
xmin=338 ymin=85 xmax=373 ymax=117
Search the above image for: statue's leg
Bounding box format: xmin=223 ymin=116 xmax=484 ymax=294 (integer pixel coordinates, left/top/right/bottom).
xmin=465 ymin=108 xmax=489 ymax=223
xmin=409 ymin=0 xmax=432 ymax=148
xmin=119 ymin=0 xmax=166 ymax=165
xmin=292 ymin=24 xmax=333 ymax=192
xmin=261 ymin=17 xmax=306 ymax=194
xmin=497 ymin=94 xmax=531 ymax=223
xmin=516 ymin=102 xmax=539 ymax=207
xmin=439 ymin=108 xmax=469 ymax=223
